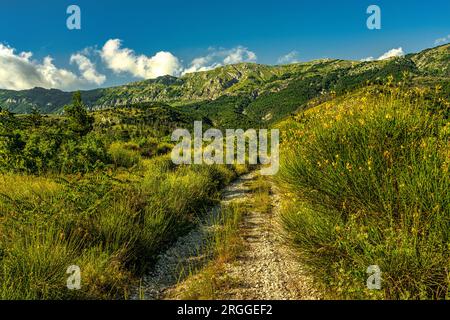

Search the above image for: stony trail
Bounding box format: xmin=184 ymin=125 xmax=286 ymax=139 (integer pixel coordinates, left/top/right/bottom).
xmin=219 ymin=177 xmax=320 ymax=300
xmin=134 ymin=171 xmax=320 ymax=300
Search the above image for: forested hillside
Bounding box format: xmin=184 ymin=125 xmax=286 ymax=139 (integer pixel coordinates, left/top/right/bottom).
xmin=1 ymin=44 xmax=449 ymax=129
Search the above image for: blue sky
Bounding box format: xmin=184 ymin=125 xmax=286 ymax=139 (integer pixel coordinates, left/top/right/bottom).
xmin=0 ymin=0 xmax=449 ymax=91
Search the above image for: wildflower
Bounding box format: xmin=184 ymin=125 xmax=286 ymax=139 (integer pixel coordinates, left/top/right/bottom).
xmin=435 ymin=84 xmax=442 ymax=94
xmin=346 ymin=163 xmax=353 ymax=171
xmin=367 ymin=160 xmax=373 ymax=171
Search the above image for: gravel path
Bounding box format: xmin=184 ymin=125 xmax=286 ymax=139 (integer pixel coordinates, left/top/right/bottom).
xmin=220 ymin=183 xmax=321 ymax=300
xmin=132 ymin=172 xmax=257 ymax=300
xmin=133 ymin=171 xmax=320 ymax=300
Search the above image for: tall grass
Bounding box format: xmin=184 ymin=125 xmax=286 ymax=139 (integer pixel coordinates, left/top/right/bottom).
xmin=0 ymin=154 xmax=245 ymax=299
xmin=109 ymin=141 xmax=142 ymax=169
xmin=277 ymin=86 xmax=449 ymax=299
xmin=172 ymin=176 xmax=271 ymax=300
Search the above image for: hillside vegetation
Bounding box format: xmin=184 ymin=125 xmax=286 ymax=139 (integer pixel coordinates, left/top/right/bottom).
xmin=0 ymin=94 xmax=250 ymax=299
xmin=0 ymin=44 xmax=448 ymax=300
xmin=276 ymin=81 xmax=449 ymax=299
xmin=1 ymin=44 xmax=449 ymax=129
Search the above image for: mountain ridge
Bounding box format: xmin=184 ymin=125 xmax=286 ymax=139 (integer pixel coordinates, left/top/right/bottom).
xmin=0 ymin=44 xmax=448 ymax=116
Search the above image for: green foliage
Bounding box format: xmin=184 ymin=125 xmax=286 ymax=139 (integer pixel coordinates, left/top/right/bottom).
xmin=29 ymin=107 xmax=43 ymax=127
xmin=277 ymin=87 xmax=450 ymax=299
xmin=58 ymin=133 xmax=110 ymax=173
xmin=0 ymin=43 xmax=448 ymax=301
xmin=108 ymin=142 xmax=141 ymax=169
xmin=1 ymin=44 xmax=448 ymax=119
xmin=0 ymin=158 xmax=242 ymax=299
xmin=64 ymin=92 xmax=94 ymax=136
xmin=0 ymin=107 xmax=108 ymax=174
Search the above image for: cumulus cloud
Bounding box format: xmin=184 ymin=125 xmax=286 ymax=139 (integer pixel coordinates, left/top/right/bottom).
xmin=223 ymin=47 xmax=257 ymax=64
xmin=70 ymin=53 xmax=106 ymax=85
xmin=0 ymin=43 xmax=108 ymax=91
xmin=277 ymin=51 xmax=299 ymax=64
xmin=183 ymin=56 xmax=222 ymax=74
xmin=378 ymin=47 xmax=404 ymax=60
xmin=100 ymin=39 xmax=182 ymax=79
xmin=183 ymin=46 xmax=257 ymax=74
xmin=361 ymin=47 xmax=405 ymax=62
xmin=435 ymin=35 xmax=450 ymax=45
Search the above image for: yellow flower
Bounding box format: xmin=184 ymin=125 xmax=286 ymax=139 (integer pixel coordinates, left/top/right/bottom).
xmin=346 ymin=163 xmax=353 ymax=171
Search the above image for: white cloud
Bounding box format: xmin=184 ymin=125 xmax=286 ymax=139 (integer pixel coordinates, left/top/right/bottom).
xmin=361 ymin=47 xmax=405 ymax=62
xmin=0 ymin=43 xmax=107 ymax=91
xmin=277 ymin=51 xmax=299 ymax=64
xmin=100 ymin=39 xmax=182 ymax=79
xmin=361 ymin=56 xmax=375 ymax=62
xmin=378 ymin=47 xmax=404 ymax=60
xmin=0 ymin=40 xmax=261 ymax=90
xmin=70 ymin=53 xmax=106 ymax=85
xmin=223 ymin=46 xmax=257 ymax=64
xmin=183 ymin=56 xmax=221 ymax=74
xmin=183 ymin=46 xmax=257 ymax=74
xmin=435 ymin=35 xmax=450 ymax=45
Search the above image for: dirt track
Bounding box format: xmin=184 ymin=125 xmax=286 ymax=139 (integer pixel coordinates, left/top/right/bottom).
xmin=134 ymin=171 xmax=320 ymax=300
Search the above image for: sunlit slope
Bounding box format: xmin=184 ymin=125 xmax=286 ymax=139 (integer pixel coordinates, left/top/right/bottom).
xmin=1 ymin=44 xmax=448 ymax=123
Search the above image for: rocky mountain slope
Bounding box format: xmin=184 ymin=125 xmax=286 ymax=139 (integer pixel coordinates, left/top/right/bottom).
xmin=0 ymin=44 xmax=448 ymax=124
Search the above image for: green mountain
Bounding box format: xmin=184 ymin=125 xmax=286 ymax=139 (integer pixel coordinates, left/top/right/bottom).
xmin=1 ymin=44 xmax=449 ymax=127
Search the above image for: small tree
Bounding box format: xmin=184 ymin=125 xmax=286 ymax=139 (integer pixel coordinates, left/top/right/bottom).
xmin=64 ymin=91 xmax=94 ymax=136
xmin=29 ymin=107 xmax=43 ymax=127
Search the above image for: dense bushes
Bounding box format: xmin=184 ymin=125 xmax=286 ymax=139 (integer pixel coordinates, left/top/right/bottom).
xmin=277 ymin=86 xmax=449 ymax=299
xmin=109 ymin=142 xmax=142 ymax=169
xmin=0 ymin=93 xmax=110 ymax=174
xmin=0 ymin=126 xmax=110 ymax=174
xmin=0 ymin=93 xmax=179 ymax=174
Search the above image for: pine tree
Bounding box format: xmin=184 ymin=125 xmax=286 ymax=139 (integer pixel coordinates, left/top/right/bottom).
xmin=64 ymin=91 xmax=94 ymax=136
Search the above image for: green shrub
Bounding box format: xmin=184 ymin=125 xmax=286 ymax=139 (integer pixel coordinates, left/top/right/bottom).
xmin=109 ymin=142 xmax=141 ymax=169
xmin=277 ymin=88 xmax=450 ymax=299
